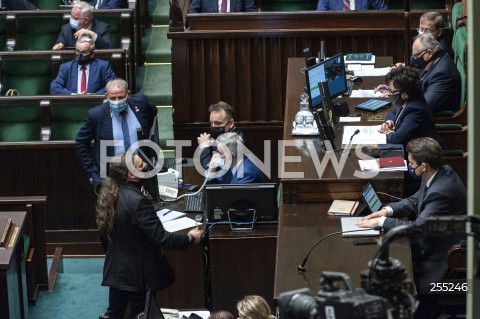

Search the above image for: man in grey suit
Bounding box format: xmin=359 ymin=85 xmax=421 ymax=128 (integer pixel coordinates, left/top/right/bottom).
xmin=188 ymin=0 xmax=257 ymax=13
xmin=356 ymin=137 xmax=466 ymax=318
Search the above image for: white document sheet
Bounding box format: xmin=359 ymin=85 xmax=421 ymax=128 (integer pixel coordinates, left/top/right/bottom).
xmin=342 ymin=125 xmax=387 ymax=145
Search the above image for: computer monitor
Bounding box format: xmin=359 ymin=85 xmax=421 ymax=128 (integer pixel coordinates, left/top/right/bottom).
xmin=205 ymin=183 xmax=278 ymax=225
xmin=305 ymin=53 xmax=348 ymax=109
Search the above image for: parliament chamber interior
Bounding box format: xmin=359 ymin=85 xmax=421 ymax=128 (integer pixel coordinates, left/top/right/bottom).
xmin=0 ymin=0 xmax=478 ymax=318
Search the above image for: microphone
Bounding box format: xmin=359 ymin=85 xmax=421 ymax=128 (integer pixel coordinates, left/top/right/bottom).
xmin=297 ymin=226 xmax=382 ymax=272
xmin=341 ymin=129 xmax=360 ymax=157
xmin=318 ymin=40 xmax=325 ymax=62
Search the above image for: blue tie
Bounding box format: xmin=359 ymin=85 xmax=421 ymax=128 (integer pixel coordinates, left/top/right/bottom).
xmin=120 ymin=110 xmax=131 ymax=152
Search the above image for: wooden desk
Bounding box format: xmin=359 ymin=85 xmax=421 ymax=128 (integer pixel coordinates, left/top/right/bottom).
xmin=274 ymin=58 xmax=413 ymax=299
xmin=0 ymin=211 xmax=27 ymax=319
xmin=209 ymin=224 xmax=277 ymax=315
xmin=281 ymin=57 xmax=403 ymax=204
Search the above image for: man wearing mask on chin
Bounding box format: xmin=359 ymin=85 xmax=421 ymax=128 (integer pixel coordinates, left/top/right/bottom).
xmin=376 ymin=33 xmax=460 ymax=113
xmin=76 ymin=78 xmax=157 ymax=190
xmin=378 ymin=66 xmax=444 ymax=149
xmin=52 ymin=1 xmax=112 ymax=51
xmin=50 ymin=36 xmax=116 ymax=95
xmin=197 ymin=101 xmax=245 ymax=170
xmin=356 ymin=137 xmax=466 ymax=319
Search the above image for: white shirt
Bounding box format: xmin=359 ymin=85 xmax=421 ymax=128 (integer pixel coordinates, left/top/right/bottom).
xmin=218 ymin=0 xmax=230 ymax=12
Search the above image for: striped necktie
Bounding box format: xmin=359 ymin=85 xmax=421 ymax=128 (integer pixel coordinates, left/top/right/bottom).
xmin=343 ymin=0 xmax=351 ymax=10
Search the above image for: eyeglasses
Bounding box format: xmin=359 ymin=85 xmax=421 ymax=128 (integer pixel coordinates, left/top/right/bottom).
xmin=74 ymin=49 xmax=93 ymax=56
xmin=416 ymin=28 xmax=438 ymax=34
xmin=412 ymin=50 xmax=427 ymax=59
xmin=387 ymin=88 xmax=401 ymax=96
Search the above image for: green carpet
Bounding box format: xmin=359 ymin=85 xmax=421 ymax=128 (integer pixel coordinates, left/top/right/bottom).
xmin=146 ymin=26 xmax=171 ymax=63
xmin=152 ymin=0 xmax=170 ymax=25
xmin=140 ymin=64 xmax=172 ymax=106
xmin=29 ymin=258 xmax=108 ymax=319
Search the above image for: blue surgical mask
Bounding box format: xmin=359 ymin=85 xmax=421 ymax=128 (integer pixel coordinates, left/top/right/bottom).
xmin=69 ymin=18 xmax=80 ymax=30
xmin=109 ymin=99 xmax=127 ymax=113
xmin=217 ymin=158 xmax=225 ymax=169
xmin=407 ymin=163 xmax=423 ymax=181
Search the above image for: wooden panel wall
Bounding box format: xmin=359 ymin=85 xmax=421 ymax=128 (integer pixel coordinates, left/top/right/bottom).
xmin=168 ymin=10 xmax=440 ymax=178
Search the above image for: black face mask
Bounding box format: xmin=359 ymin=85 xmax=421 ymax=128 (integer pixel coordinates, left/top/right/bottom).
xmin=76 ymin=54 xmax=92 ymax=66
xmin=210 ymin=126 xmax=226 ymax=138
xmin=390 ymin=93 xmax=405 ymax=107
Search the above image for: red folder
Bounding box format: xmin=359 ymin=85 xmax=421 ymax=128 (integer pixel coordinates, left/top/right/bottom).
xmin=377 ymin=156 xmax=405 ymax=168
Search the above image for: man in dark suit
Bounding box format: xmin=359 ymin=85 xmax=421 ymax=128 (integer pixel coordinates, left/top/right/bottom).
xmin=418 ymin=11 xmax=454 ymax=59
xmin=52 ymin=1 xmax=111 ymax=50
xmin=90 ymin=0 xmax=128 ymax=9
xmin=97 ymin=152 xmax=203 ymax=319
xmin=317 ymin=0 xmax=387 ymax=11
xmin=207 ymin=132 xmax=264 ymax=184
xmin=356 ymin=137 xmax=466 ymax=318
xmin=197 ymin=101 xmax=246 ymax=170
xmin=188 ymin=0 xmax=257 ymax=13
xmin=50 ymin=36 xmax=116 ymax=95
xmin=412 ymin=33 xmax=461 ymax=113
xmin=76 ymin=78 xmax=157 ymax=188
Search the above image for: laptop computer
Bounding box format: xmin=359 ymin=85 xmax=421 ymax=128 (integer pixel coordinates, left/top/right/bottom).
xmin=361 ymin=182 xmax=383 ymax=214
xmin=340 ymin=217 xmax=380 ymax=237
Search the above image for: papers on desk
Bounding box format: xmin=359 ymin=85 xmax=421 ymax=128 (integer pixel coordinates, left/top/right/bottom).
xmin=351 ymin=65 xmax=390 ymax=77
xmin=342 ymin=125 xmax=386 ymax=145
xmin=156 ymin=209 xmax=201 ymax=232
xmin=349 ymin=89 xmax=385 ymax=98
xmin=339 ymin=116 xmax=361 ymax=123
xmin=358 ymin=159 xmax=408 ymax=172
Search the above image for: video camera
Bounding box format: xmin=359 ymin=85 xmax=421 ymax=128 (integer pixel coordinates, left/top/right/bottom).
xmin=278 ymin=272 xmax=390 ymax=319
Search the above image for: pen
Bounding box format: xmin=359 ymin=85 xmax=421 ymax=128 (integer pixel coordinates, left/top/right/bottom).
xmin=162 ymin=209 xmax=173 ymax=216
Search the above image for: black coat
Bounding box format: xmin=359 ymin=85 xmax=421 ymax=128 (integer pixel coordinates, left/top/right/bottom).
xmin=101 ymin=182 xmax=191 ymax=292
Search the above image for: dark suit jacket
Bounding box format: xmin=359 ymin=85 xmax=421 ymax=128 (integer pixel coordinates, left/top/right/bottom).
xmin=383 ymin=165 xmax=466 ymax=281
xmin=189 ymin=0 xmax=257 ymax=13
xmin=420 ymin=52 xmax=462 ymax=113
xmin=75 ymin=93 xmax=157 ymax=186
xmin=102 ymin=182 xmax=191 ymax=293
xmin=199 ymin=127 xmax=245 ymax=170
xmin=210 ymin=156 xmax=264 ymax=184
xmin=55 ymin=19 xmax=112 ymax=49
xmin=317 ymin=0 xmax=387 ymax=10
xmin=384 ymin=97 xmax=444 ymax=148
xmin=91 ymin=0 xmax=128 ymax=9
xmin=50 ymin=58 xmax=116 ymax=95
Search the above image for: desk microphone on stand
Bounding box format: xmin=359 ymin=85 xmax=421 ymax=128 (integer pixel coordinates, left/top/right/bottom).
xmin=341 ymin=129 xmax=360 ymax=157
xmin=297 ymin=226 xmax=382 ymax=272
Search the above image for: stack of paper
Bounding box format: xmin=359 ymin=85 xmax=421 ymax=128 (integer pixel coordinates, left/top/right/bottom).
xmin=358 ymin=158 xmax=408 ymax=172
xmin=156 ymin=209 xmax=201 ymax=232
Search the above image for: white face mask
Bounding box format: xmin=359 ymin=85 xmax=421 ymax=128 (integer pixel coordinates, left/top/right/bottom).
xmin=417 ymin=30 xmax=424 ymax=35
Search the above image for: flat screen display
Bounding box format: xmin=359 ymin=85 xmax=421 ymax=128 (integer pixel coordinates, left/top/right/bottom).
xmin=305 ymin=53 xmax=348 ymax=109
xmin=361 ymin=182 xmax=383 ymax=214
xmin=205 ymin=183 xmax=278 ymax=224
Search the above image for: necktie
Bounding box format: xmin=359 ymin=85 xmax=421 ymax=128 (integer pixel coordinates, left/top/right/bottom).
xmin=120 ymin=110 xmax=131 ymax=152
xmin=220 ymin=0 xmax=227 ymax=13
xmin=343 ymin=0 xmax=350 ymax=10
xmin=80 ymin=66 xmax=87 ymax=93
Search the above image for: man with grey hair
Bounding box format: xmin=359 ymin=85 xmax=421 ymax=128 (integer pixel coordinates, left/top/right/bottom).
xmin=76 ymin=78 xmax=157 ymax=188
xmin=207 ymin=132 xmax=264 ymax=184
xmin=52 ymin=1 xmax=112 ymax=50
xmin=411 ymin=33 xmax=461 ymax=112
xmin=418 ymin=11 xmax=453 ymax=59
xmin=50 ymin=35 xmax=116 ymax=95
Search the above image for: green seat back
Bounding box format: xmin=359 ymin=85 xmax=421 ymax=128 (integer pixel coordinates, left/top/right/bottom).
xmin=452 ymin=2 xmax=463 ymax=32
xmin=0 ymin=104 xmax=40 ymax=142
xmin=50 ymin=102 xmax=98 ymax=140
xmin=262 ymin=0 xmax=316 ymax=11
xmin=29 ymin=0 xmax=63 ymax=10
xmin=16 ymin=16 xmax=64 ymax=50
xmin=98 ymin=16 xmax=122 ymax=48
xmin=452 ymin=26 xmax=467 ymax=110
xmin=442 ymin=149 xmax=464 ymax=157
xmin=2 ymin=57 xmax=52 ymax=95
xmin=435 ymin=123 xmax=462 ymax=131
xmin=388 ymin=0 xmax=445 ymax=9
